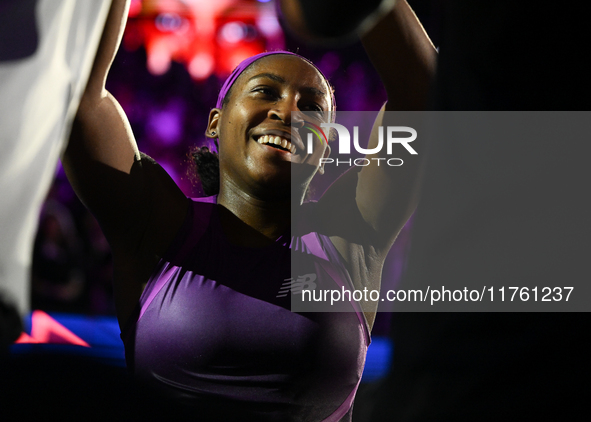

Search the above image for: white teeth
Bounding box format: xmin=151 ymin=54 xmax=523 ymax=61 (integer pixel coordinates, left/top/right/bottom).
xmin=256 ymin=134 xmax=295 ymax=153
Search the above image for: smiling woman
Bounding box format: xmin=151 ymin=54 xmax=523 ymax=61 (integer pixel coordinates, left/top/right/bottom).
xmin=193 ymin=51 xmax=333 ymax=202
xmin=62 ymin=0 xmax=436 ymax=420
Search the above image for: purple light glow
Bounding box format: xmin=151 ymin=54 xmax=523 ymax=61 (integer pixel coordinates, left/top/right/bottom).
xmin=146 ymin=101 xmax=185 ymax=146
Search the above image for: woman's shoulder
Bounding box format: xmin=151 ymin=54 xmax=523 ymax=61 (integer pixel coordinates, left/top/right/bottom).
xmin=293 ymin=200 xmax=322 ymax=235
xmin=160 ymin=195 xmax=217 ymax=262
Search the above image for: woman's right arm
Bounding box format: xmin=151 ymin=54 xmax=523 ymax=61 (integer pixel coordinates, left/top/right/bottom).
xmin=62 ymin=1 xmax=187 ymax=271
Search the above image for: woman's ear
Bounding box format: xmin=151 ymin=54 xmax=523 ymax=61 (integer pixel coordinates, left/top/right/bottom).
xmin=318 ymin=143 xmax=331 ymax=175
xmin=205 ymin=108 xmax=221 ymax=138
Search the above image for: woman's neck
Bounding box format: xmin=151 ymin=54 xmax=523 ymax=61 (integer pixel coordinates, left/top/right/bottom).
xmin=216 ymin=185 xmax=292 ymax=247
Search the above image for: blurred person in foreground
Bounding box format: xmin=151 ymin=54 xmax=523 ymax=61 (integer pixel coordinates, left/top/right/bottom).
xmin=0 ymin=0 xmax=111 ymax=352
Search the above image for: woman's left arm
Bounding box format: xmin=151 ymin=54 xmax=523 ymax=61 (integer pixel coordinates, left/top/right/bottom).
xmin=320 ymin=0 xmax=437 ymax=255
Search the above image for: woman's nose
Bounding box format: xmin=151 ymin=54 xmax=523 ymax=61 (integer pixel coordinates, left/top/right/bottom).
xmin=268 ymin=96 xmax=299 ymax=124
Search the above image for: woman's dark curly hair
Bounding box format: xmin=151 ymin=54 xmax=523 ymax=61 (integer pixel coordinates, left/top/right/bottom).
xmin=191 ymin=146 xmax=220 ymax=196
xmin=190 ymin=76 xmax=234 ymax=197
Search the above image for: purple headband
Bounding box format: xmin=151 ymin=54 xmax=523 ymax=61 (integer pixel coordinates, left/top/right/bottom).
xmin=215 ymin=50 xmax=335 ymax=110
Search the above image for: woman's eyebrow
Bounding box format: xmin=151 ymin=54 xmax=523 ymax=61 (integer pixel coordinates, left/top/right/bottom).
xmin=301 ymin=86 xmax=327 ymax=98
xmin=247 ymin=72 xmax=327 ymax=99
xmin=247 ymin=72 xmax=285 ymax=84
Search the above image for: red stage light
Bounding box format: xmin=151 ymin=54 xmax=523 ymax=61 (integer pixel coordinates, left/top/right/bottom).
xmin=123 ymin=0 xmax=285 ymax=80
xmin=15 ymin=310 xmax=90 ymax=347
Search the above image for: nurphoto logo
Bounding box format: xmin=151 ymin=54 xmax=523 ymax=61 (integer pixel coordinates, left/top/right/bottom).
xmin=303 ymin=116 xmax=418 ymax=167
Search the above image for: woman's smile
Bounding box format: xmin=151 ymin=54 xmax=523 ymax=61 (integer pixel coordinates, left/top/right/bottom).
xmin=255 ymin=134 xmax=297 ymax=155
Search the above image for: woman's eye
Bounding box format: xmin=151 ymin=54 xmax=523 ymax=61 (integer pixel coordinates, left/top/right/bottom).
xmin=304 ymin=104 xmax=324 ymax=113
xmin=254 ymin=87 xmax=276 ymax=97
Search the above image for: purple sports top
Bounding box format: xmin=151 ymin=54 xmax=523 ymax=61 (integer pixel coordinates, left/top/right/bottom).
xmin=121 ymin=196 xmax=370 ymax=421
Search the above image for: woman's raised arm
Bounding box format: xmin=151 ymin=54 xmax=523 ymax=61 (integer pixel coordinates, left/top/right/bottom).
xmin=319 ymin=0 xmax=437 ymax=257
xmin=362 ymin=0 xmax=437 ymax=112
xmin=62 ymin=0 xmax=188 ymax=258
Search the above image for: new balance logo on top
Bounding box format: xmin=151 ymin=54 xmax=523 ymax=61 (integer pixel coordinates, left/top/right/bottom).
xmin=276 ymin=273 xmax=318 ymax=298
